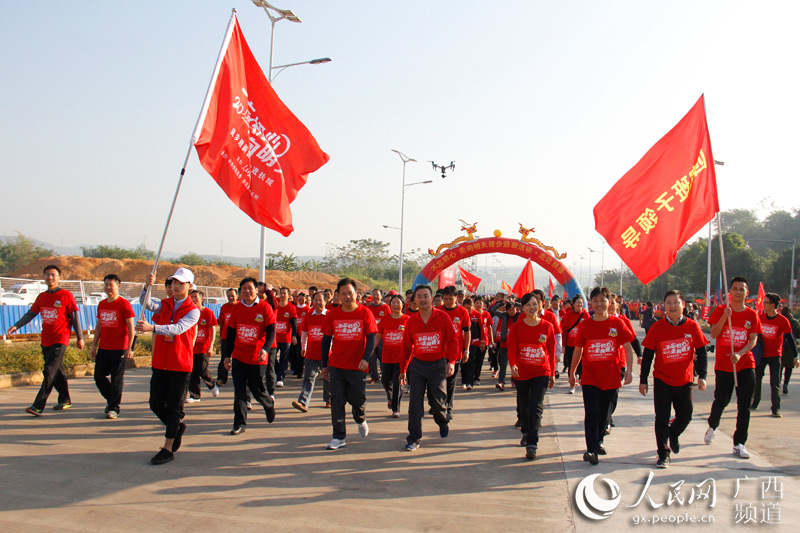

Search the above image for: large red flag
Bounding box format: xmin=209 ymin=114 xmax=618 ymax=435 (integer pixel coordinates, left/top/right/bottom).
xmin=457 ymin=266 xmax=482 ymax=293
xmin=193 ymin=15 xmax=329 ymax=236
xmin=502 ymin=281 xmax=513 ymax=294
xmin=512 ymin=260 xmax=536 ymax=296
xmin=594 ymin=95 xmax=718 ymax=284
xmin=437 ymin=264 xmax=457 ymax=287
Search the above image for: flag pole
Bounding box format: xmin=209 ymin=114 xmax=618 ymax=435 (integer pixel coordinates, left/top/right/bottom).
xmin=716 ymin=212 xmax=738 ymax=388
xmin=138 ymin=9 xmax=239 ymax=322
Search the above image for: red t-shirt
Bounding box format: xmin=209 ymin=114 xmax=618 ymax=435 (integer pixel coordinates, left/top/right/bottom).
xmin=30 ymin=288 xmax=79 ymax=346
xmin=275 ymin=303 xmax=297 ymax=344
xmin=193 ymin=307 xmax=218 ymax=354
xmin=227 ymin=300 xmax=276 ymax=365
xmin=439 ymin=305 xmax=472 ymax=353
xmin=295 ymin=304 xmax=310 ymax=332
xmin=562 ymin=309 xmax=590 ymax=347
xmin=402 ymin=308 xmax=459 ymax=372
xmin=218 ymin=302 xmax=236 ymax=340
xmin=322 ymin=304 xmax=378 ymax=371
xmin=614 ymin=314 xmax=637 ymax=366
xmin=301 ymin=310 xmax=328 ymax=361
xmin=379 ymin=314 xmax=410 ymax=364
xmin=507 ymin=319 xmax=556 ymax=380
xmin=96 ymin=297 xmax=135 ymax=350
xmin=758 ymin=312 xmax=792 ymax=359
xmin=470 ymin=309 xmax=492 ymax=346
xmin=575 ymin=315 xmax=635 ymax=391
xmin=368 ymin=303 xmax=392 ymax=329
xmin=642 ymin=318 xmax=708 ymax=386
xmin=541 ymin=310 xmax=562 ymax=334
xmin=708 ymin=306 xmax=761 ymax=372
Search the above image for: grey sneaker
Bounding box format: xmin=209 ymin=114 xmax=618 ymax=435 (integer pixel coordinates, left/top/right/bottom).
xmin=326 ymin=438 xmax=346 ymax=450
xmin=358 ymin=420 xmax=369 ymax=437
xmin=703 ymin=426 xmax=715 ymax=445
xmin=733 ymin=444 xmax=750 ymax=459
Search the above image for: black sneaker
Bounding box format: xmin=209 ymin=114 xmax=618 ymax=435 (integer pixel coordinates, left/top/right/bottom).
xmin=520 ymin=436 xmax=527 ymax=447
xmin=514 ymin=420 xmax=522 ymax=428
xmin=772 ymin=410 xmax=782 ymax=418
xmin=173 ymin=422 xmax=187 ymax=452
xmin=151 ymin=448 xmax=174 ymax=465
xmin=669 ymin=435 xmax=680 ymax=454
xmin=53 ymin=402 xmax=72 ymax=411
xmin=656 ymin=455 xmax=670 ymax=469
xmin=597 ymin=445 xmax=607 ymax=456
xmin=230 ymin=426 xmax=245 ymax=435
xmin=583 ymin=452 xmax=599 ymax=465
xmin=439 ymin=424 xmax=449 ymax=438
xmin=265 ymin=404 xmax=276 ymax=423
xmin=525 ymin=447 xmax=537 ymax=460
xmin=25 ymin=406 xmax=43 ymax=417
xmin=749 ymin=403 xmax=758 ymax=411
xmin=783 ymin=384 xmax=788 ymax=395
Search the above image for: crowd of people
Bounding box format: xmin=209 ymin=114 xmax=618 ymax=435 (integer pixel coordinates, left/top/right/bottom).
xmin=6 ymin=265 xmax=800 ymax=468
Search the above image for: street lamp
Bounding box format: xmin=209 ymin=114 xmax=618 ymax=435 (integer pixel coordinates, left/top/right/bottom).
xmin=391 ymin=149 xmax=432 ymax=294
xmin=744 ymin=238 xmax=797 ymax=308
xmin=251 ymin=1 xmax=330 ymax=282
xmin=587 ymin=247 xmax=600 ymax=289
xmin=578 ymin=254 xmax=585 ymax=292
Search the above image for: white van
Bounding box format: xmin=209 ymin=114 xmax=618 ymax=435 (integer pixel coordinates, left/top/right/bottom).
xmin=6 ymin=281 xmax=47 ymax=304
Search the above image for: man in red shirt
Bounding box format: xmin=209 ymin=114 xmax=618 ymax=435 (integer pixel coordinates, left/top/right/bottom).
xmin=275 ymin=287 xmax=298 ymax=387
xmin=320 ymin=278 xmax=378 ymax=450
xmin=704 ymin=276 xmax=761 ymax=459
xmin=290 ymin=291 xmax=310 ymax=379
xmin=367 ymin=289 xmax=391 ymax=383
xmin=222 ymin=277 xmax=277 ymax=435
xmin=137 ymin=268 xmax=200 ymax=465
xmin=292 ymin=290 xmax=331 ymax=411
xmin=8 ymin=264 xmax=84 ymax=416
xmin=400 ymin=285 xmax=459 ymax=451
xmin=752 ymin=292 xmax=795 ymax=417
xmin=187 ymin=289 xmax=219 ymax=402
xmin=439 ymin=286 xmax=470 ymax=418
xmin=215 ymin=288 xmax=238 ymax=386
xmin=90 ymin=273 xmax=135 ymax=418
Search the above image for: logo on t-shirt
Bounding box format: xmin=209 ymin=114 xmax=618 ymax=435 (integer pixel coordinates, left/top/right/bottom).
xmin=41 ymin=308 xmax=58 ymax=324
xmin=414 ymin=333 xmax=442 ymax=354
xmin=660 ymin=339 xmax=692 ymax=363
xmin=197 ymin=329 xmax=207 ymax=341
xmin=585 ymin=339 xmax=616 ymax=362
xmin=762 ymin=323 xmax=777 ymax=339
xmin=384 ymin=330 xmax=403 ymax=345
xmin=200 ymin=319 xmax=207 ymax=326
xmin=720 ymin=327 xmax=749 ymax=351
xmin=379 ymin=311 xmax=385 ymax=316
xmin=744 ymin=321 xmax=752 ymax=329
xmin=237 ymin=325 xmax=259 ymax=344
xmin=334 ymin=320 xmax=363 ymax=341
xmin=275 ymin=322 xmax=288 ymax=333
xmin=54 ymin=300 xmax=62 ymax=308
xmin=608 ymin=328 xmax=618 ymax=338
xmin=519 ymin=344 xmax=545 ymax=364
xmin=99 ymin=310 xmax=119 ymax=328
xmin=539 ymin=334 xmax=548 ymax=344
xmin=308 ymin=325 xmax=323 ymax=341
xmin=284 ymin=312 xmax=290 ymax=318
xmin=255 ymin=314 xmax=264 ymax=323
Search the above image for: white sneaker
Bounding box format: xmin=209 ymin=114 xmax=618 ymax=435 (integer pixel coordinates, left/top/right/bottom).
xmin=276 ymin=381 xmax=284 ymax=388
xmin=106 ymin=410 xmax=118 ymax=419
xmin=462 ymin=384 xmax=469 ymax=391
xmin=211 ymin=385 xmax=220 ymax=398
xmin=704 ymin=426 xmax=715 ymax=445
xmin=326 ymin=438 xmax=346 ymax=450
xmin=733 ymin=444 xmax=750 ymax=459
xmin=186 ymin=397 xmax=200 ymax=403
xmin=358 ymin=420 xmax=369 ymax=437
xmin=568 ymin=387 xmax=575 ymax=394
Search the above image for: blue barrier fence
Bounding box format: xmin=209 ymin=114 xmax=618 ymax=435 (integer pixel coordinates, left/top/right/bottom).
xmin=1 ymin=303 xmax=222 ymax=336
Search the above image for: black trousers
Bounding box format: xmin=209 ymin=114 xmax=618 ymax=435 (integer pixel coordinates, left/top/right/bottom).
xmin=149 ymin=368 xmax=189 ymax=439
xmin=516 ymin=375 xmax=549 ymax=450
xmin=189 ymin=353 xmax=215 ymax=398
xmin=264 ymin=347 xmax=277 ymax=395
xmin=276 ymin=342 xmax=291 ymax=382
xmin=94 ymin=348 xmax=126 ymax=413
xmin=232 ymin=358 xmax=274 ymax=429
xmin=708 ymin=368 xmax=755 ymax=445
xmin=488 ymin=345 xmax=498 ymax=371
xmin=581 ymin=385 xmax=617 ymax=454
xmin=329 ymin=367 xmax=366 ymax=439
xmin=754 ymin=356 xmax=781 ymax=412
xmin=33 ymin=343 xmax=70 ymax=410
xmin=289 ymin=341 xmax=304 ymax=376
xmin=653 ymin=378 xmax=692 ymax=458
xmin=381 ymin=361 xmax=403 ymax=412
xmin=497 ymin=347 xmax=509 ymax=383
xmin=216 ymin=339 xmax=229 ymax=384
xmin=407 ymin=358 xmax=449 ymax=444
xmin=446 ymin=360 xmax=461 ymax=413
xmin=472 ymin=345 xmax=487 ymax=382
xmin=461 ymin=345 xmax=481 ymax=386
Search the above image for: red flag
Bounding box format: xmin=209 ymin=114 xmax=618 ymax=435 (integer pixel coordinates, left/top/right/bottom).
xmin=457 ymin=266 xmax=482 ymax=293
xmin=756 ymin=282 xmax=766 ymax=312
xmin=548 ymin=276 xmax=555 ymax=298
xmin=193 ymin=15 xmax=329 ymax=236
xmin=512 ymin=260 xmax=536 ymax=296
xmin=593 ymin=95 xmax=718 ymax=284
xmin=502 ymin=281 xmax=513 ymax=294
xmin=437 ymin=264 xmax=457 ymax=287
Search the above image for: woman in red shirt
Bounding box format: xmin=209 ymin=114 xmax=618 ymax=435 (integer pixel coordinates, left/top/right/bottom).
xmin=562 ymin=295 xmax=590 ymax=393
xmin=507 ymin=293 xmax=556 ymax=460
xmin=378 ymin=294 xmax=410 ymax=417
xmin=569 ymin=287 xmax=634 ymax=465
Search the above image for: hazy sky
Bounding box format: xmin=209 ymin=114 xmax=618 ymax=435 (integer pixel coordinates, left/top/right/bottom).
xmin=2 ymin=1 xmax=798 ymax=286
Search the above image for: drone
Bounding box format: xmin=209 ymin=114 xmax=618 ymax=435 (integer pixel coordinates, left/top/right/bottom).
xmin=429 ymin=161 xmax=455 ymax=178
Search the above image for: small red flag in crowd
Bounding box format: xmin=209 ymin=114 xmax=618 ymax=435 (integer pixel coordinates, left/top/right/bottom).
xmin=594 ymin=95 xmax=719 ymax=284
xmin=548 ymin=276 xmax=555 ymax=298
xmin=756 ymin=282 xmax=766 ymax=312
xmin=437 ymin=264 xmax=457 ymax=287
xmin=502 ymin=281 xmax=513 ymax=294
xmin=458 ymin=266 xmax=482 ymax=293
xmin=193 ymin=15 xmax=329 ymax=237
xmin=512 ymin=260 xmax=536 ymax=296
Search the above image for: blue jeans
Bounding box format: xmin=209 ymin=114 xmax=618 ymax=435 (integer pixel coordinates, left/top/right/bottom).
xmin=298 ymin=359 xmax=330 ymax=405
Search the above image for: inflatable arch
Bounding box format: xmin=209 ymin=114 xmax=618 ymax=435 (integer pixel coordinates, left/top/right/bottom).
xmin=412 ymin=236 xmax=586 ymax=301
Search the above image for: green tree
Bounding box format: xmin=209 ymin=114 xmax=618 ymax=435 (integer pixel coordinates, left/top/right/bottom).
xmin=82 ymin=244 xmax=155 ymax=260
xmin=175 ymin=252 xmax=207 ymax=266
xmin=0 ymin=234 xmax=54 ymax=274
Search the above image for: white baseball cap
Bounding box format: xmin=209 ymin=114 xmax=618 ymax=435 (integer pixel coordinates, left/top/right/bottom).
xmin=169 ymin=267 xmax=194 ymax=284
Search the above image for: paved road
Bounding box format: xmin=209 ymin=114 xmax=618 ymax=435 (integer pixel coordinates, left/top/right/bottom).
xmin=0 ymin=327 xmax=797 ymax=532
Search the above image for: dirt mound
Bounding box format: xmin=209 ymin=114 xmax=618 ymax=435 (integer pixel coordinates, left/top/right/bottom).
xmin=8 ymin=256 xmax=369 ymax=292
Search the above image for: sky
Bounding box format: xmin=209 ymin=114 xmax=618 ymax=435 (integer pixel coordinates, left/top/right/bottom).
xmin=2 ymin=0 xmax=799 ymax=289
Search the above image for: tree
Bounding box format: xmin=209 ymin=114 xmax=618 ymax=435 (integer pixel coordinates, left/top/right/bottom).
xmin=0 ymin=234 xmax=54 ymax=274
xmin=82 ymin=244 xmax=155 ymax=260
xmin=175 ymin=252 xmax=207 ymax=266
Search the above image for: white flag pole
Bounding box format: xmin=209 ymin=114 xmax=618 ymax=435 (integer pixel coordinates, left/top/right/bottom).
xmin=716 ymin=212 xmax=738 ymax=388
xmin=138 ymin=9 xmax=239 ymax=323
